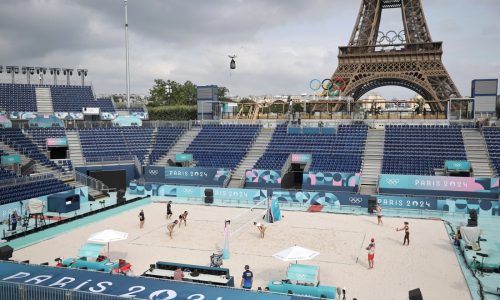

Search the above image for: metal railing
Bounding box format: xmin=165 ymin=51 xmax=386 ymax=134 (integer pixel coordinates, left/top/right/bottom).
xmin=281 ymin=155 xmax=292 ymax=175
xmin=223 ymin=172 xmax=232 ymax=188
xmin=20 ymin=159 xmax=37 ymax=175
xmin=0 ymin=172 xmax=54 ymax=188
xmin=83 ymin=155 xmax=135 ymax=166
xmin=74 ymin=170 xmax=114 ymax=193
xmin=134 ymin=156 xmax=143 ymax=176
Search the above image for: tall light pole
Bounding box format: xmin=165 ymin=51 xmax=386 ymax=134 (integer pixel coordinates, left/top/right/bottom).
xmin=124 ymin=0 xmax=131 ymax=109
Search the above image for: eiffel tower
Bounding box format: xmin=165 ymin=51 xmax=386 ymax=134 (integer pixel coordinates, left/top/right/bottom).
xmin=332 ymin=0 xmax=461 ymax=111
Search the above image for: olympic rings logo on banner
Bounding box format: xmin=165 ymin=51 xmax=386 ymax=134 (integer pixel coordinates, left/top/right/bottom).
xmin=385 ymin=178 xmax=400 ymax=185
xmin=349 ymin=197 xmax=363 ymax=204
xmin=148 ymin=170 xmax=159 ymax=176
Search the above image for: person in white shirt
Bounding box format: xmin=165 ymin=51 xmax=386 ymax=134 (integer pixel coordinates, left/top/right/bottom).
xmin=366 ymin=238 xmax=375 ymax=269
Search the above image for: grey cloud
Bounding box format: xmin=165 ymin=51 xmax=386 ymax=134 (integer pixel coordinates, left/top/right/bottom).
xmin=0 ymin=0 xmax=499 ymax=99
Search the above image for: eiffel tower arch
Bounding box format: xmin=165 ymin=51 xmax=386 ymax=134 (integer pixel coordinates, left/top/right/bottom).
xmin=332 ymin=0 xmax=461 ymax=111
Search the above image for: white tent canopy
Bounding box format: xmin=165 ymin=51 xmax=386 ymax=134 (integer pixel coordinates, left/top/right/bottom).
xmin=88 ymin=229 xmax=128 ymax=256
xmin=272 ymin=246 xmax=319 ymax=262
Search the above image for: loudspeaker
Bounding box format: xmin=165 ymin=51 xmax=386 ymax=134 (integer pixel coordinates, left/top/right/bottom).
xmin=204 ymin=189 xmax=214 ymax=197
xmin=408 ymin=288 xmax=423 ymax=300
xmin=0 ymin=245 xmax=13 ymax=261
xmin=117 ymin=190 xmax=126 ymax=204
xmin=368 ymin=197 xmax=377 ymax=214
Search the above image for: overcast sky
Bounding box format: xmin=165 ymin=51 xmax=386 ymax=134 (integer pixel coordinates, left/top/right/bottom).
xmin=1 ymin=0 xmax=499 ymax=99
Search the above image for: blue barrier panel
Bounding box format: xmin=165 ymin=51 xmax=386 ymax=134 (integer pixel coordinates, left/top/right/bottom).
xmin=303 ymin=172 xmax=360 ymax=192
xmin=288 ymin=127 xmax=302 ymax=135
xmin=0 ymin=262 xmax=298 ymax=300
xmin=379 ymin=174 xmax=500 ymax=199
xmin=445 ymin=160 xmax=471 ymax=172
xmin=128 ymin=183 xmax=367 ymax=208
xmin=144 ymin=166 xmax=230 ymax=187
xmin=28 ymin=115 xmax=64 ymax=128
xmin=245 ymin=169 xmax=282 ymax=188
xmin=1 ymin=154 xmax=21 ymax=166
xmin=303 ymin=127 xmax=320 ymax=135
xmin=111 ymin=115 xmax=142 ymax=127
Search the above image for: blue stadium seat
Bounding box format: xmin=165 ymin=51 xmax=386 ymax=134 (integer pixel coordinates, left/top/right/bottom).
xmin=381 ymin=125 xmax=467 ymax=175
xmin=186 ymin=124 xmax=262 ymax=170
xmin=254 ymin=124 xmax=368 ymax=173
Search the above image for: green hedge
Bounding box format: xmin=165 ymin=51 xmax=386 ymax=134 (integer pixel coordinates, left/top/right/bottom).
xmin=147 ymin=105 xmax=196 ymax=121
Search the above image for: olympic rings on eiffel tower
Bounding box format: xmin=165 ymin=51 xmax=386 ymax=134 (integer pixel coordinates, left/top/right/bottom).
xmin=309 ymin=79 xmax=321 ymax=91
xmin=377 ymin=30 xmax=406 ymax=44
xmin=332 ymin=77 xmax=347 ymax=91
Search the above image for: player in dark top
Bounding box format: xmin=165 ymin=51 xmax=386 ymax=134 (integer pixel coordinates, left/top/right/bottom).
xmin=397 ymin=221 xmax=410 ymax=245
xmin=139 ymin=209 xmax=145 ymax=229
xmin=241 ymin=265 xmax=253 ymax=289
xmin=166 ymin=201 xmax=173 ymax=220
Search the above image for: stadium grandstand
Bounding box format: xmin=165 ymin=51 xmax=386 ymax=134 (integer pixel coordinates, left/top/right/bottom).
xmin=0 ymin=72 xmax=500 ymax=299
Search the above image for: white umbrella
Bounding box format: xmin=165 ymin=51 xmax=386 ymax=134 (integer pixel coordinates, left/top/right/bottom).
xmin=88 ymin=229 xmax=128 ymax=256
xmin=272 ymin=246 xmax=319 ymax=263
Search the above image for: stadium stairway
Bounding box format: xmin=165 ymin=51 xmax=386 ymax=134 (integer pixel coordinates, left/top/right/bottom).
xmin=20 ymin=130 xmax=72 ymax=180
xmin=0 ymin=141 xmax=68 ymax=180
xmin=66 ymin=130 xmax=85 ymax=167
xmin=143 ymin=127 xmax=158 ymax=164
xmin=359 ymin=128 xmax=385 ymax=195
xmin=228 ymin=126 xmax=276 ymax=188
xmin=154 ymin=127 xmax=202 ymax=166
xmin=462 ymin=129 xmax=496 ymax=177
xmin=35 ymin=87 xmax=54 ymax=114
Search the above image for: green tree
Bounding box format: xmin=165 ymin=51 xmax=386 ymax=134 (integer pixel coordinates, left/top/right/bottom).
xmin=148 ymin=79 xmax=197 ymax=106
xmin=148 ymin=79 xmax=169 ymax=106
xmin=177 ymin=81 xmax=197 ymax=105
xmin=218 ymin=86 xmax=230 ymax=102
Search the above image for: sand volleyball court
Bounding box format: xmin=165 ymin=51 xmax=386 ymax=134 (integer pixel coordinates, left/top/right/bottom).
xmin=12 ymin=202 xmax=470 ymax=300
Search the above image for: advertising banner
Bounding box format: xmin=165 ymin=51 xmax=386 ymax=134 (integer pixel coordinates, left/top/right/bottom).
xmin=245 ymin=169 xmax=282 ymax=188
xmin=82 ymin=107 xmax=100 ymax=115
xmin=291 ymin=154 xmax=312 ymax=164
xmin=9 ymin=112 xmax=37 ymax=120
xmin=28 ymin=115 xmax=64 ymax=128
xmin=0 ymin=114 xmax=12 ymax=128
xmin=175 ymin=153 xmax=193 ymax=162
xmin=379 ymin=174 xmax=499 ymax=199
xmin=111 ymin=116 xmax=142 ymax=127
xmin=0 ymin=262 xmax=295 ymax=300
xmin=131 ymin=111 xmax=149 ymax=120
xmin=100 ymin=112 xmax=118 ymax=120
xmin=303 ymin=172 xmax=361 ymax=192
xmin=46 ymin=138 xmax=68 ymax=147
xmin=445 ymin=160 xmax=471 ymax=172
xmin=54 ymin=112 xmax=84 ymax=120
xmin=1 ymin=154 xmax=21 ymax=166
xmin=144 ymin=166 xmax=230 ymax=187
xmin=129 ymin=181 xmax=500 ymax=217
xmin=376 ymin=195 xmax=437 ymax=210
